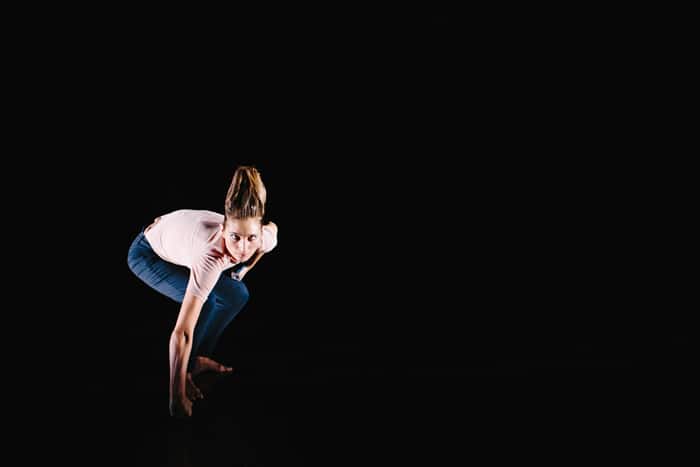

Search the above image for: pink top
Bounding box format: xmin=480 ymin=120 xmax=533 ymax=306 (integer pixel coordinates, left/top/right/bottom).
xmin=144 ymin=209 xmax=278 ymax=300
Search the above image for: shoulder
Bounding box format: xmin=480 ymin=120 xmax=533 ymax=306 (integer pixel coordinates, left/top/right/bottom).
xmin=192 ymin=242 xmax=232 ymax=272
xmin=261 ymin=222 xmax=279 ymax=253
xmin=263 ymin=221 xmax=278 ymax=235
xmin=199 ymin=210 xmax=225 ymax=221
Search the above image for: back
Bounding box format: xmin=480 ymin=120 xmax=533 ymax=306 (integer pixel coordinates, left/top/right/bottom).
xmin=144 ymin=209 xmax=224 ymax=268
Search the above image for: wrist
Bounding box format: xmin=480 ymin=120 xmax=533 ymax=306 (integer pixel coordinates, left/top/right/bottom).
xmin=171 ymin=378 xmax=186 ymax=398
xmin=171 ymin=389 xmax=187 ymax=403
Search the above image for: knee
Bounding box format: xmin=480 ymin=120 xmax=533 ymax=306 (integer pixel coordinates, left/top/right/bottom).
xmin=216 ymin=279 xmax=249 ymax=308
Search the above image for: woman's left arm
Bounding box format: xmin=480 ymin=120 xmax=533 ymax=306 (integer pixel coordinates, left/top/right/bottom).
xmin=232 ymin=250 xmax=265 ymax=281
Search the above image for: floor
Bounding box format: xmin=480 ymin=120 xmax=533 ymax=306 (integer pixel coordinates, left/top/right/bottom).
xmin=71 ymin=336 xmax=690 ymax=466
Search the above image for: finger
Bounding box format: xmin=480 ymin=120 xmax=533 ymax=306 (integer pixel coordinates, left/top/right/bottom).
xmin=189 ymin=375 xmax=204 ymax=399
xmin=185 ymin=378 xmax=199 ymax=400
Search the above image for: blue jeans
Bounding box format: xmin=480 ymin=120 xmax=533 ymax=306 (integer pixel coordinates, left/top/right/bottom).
xmin=127 ymin=229 xmax=249 ymax=369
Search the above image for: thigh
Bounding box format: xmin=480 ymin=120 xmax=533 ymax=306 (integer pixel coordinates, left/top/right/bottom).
xmin=128 ymin=232 xmax=190 ymax=303
xmin=209 ymin=273 xmax=249 ymax=309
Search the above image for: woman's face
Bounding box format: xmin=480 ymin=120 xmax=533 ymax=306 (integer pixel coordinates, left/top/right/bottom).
xmin=223 ymin=217 xmax=263 ymax=263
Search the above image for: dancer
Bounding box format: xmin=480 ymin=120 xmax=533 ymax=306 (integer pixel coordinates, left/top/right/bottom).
xmin=127 ymin=166 xmax=278 ymax=417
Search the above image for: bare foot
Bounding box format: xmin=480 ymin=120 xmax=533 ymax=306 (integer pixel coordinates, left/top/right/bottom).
xmin=191 ymin=356 xmax=234 ymax=376
xmin=186 ymin=373 xmax=204 ymax=401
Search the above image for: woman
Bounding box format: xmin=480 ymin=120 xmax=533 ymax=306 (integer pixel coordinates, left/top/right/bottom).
xmin=127 ymin=166 xmax=278 ymax=418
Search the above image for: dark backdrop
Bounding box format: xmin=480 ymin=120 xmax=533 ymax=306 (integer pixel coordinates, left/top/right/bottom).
xmin=23 ymin=9 xmax=691 ymax=466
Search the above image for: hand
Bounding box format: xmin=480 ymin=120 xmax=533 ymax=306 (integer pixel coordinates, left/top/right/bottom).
xmin=186 ymin=373 xmax=204 ymax=401
xmin=231 ymin=249 xmax=265 ymax=281
xmin=231 ymin=266 xmax=247 ymax=281
xmin=170 ymin=395 xmax=193 ymax=418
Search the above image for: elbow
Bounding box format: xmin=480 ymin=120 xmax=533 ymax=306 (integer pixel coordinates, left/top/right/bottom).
xmin=170 ymin=328 xmax=193 ymax=346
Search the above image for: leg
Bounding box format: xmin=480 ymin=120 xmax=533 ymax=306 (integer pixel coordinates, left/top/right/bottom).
xmin=190 ymin=274 xmax=249 ymax=358
xmin=128 ymin=230 xmax=247 ymax=369
xmin=127 ymin=230 xmax=216 ymax=370
xmin=127 ymin=230 xmax=190 ymax=303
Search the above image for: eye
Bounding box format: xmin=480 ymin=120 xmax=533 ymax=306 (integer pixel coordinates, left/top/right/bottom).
xmin=230 ymin=234 xmax=240 ymax=241
xmin=248 ymin=235 xmax=258 ymax=241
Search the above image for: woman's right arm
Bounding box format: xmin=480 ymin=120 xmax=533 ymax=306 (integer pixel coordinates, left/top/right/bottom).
xmin=169 ymin=291 xmax=204 ymax=417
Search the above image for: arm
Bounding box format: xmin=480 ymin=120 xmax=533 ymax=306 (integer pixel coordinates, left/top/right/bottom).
xmin=169 ymin=291 xmax=205 ymax=417
xmin=231 ymin=249 xmax=265 ymax=281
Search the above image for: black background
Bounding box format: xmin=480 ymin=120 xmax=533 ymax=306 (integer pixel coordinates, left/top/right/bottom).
xmin=17 ymin=8 xmax=692 ymax=466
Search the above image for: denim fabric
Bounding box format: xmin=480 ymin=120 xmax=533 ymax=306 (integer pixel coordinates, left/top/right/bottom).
xmin=127 ymin=229 xmax=249 ymax=368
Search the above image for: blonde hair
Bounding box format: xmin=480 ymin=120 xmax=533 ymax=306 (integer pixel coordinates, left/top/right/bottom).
xmin=224 ymin=165 xmax=267 ymax=221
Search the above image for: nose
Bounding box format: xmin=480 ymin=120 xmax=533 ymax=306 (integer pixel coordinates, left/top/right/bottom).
xmin=239 ymin=240 xmax=252 ymax=256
